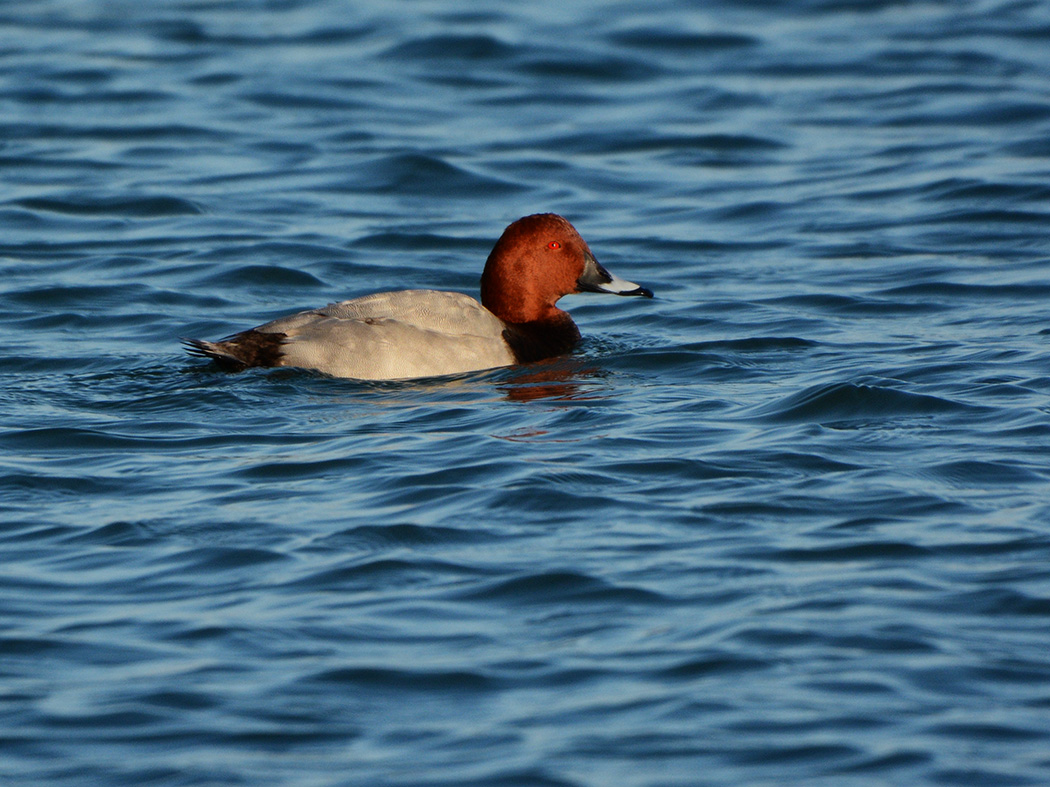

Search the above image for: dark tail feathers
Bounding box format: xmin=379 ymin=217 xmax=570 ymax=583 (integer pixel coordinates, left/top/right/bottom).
xmin=182 ymin=330 xmax=285 ymax=371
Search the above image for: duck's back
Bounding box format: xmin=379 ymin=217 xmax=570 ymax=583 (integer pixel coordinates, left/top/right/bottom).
xmin=260 ymin=290 xmax=515 ymax=379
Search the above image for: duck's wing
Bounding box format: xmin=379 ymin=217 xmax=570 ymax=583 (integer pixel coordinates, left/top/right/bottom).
xmin=305 ymin=290 xmax=501 ymax=335
xmin=187 ymin=290 xmax=515 ymax=379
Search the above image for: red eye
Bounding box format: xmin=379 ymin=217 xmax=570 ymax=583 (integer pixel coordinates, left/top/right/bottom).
xmin=548 ymin=241 xmax=561 ymax=250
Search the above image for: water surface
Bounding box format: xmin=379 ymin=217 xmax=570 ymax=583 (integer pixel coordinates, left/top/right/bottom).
xmin=3 ymin=1 xmax=1050 ymax=785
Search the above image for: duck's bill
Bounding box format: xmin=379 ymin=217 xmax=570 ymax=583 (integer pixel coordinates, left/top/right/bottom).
xmin=577 ymin=252 xmax=654 ymax=298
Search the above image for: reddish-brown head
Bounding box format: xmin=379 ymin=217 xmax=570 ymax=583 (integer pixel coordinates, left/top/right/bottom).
xmin=480 ymin=213 xmax=652 ymax=325
xmin=480 ymin=214 xmax=589 ymax=324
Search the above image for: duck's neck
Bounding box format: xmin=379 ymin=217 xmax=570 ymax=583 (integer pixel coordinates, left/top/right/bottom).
xmin=499 ymin=311 xmax=581 ymax=364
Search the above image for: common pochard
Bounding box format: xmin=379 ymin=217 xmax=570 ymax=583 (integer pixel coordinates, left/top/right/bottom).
xmin=184 ymin=213 xmax=653 ymax=379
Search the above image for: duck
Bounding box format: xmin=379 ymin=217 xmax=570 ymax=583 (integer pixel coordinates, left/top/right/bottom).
xmin=183 ymin=213 xmax=653 ymax=380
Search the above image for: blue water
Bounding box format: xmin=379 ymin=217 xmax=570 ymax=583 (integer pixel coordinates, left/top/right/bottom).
xmin=3 ymin=1 xmax=1050 ymax=785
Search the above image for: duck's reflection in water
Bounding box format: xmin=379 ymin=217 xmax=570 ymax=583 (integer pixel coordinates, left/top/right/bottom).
xmin=497 ymin=357 xmax=609 ymax=403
